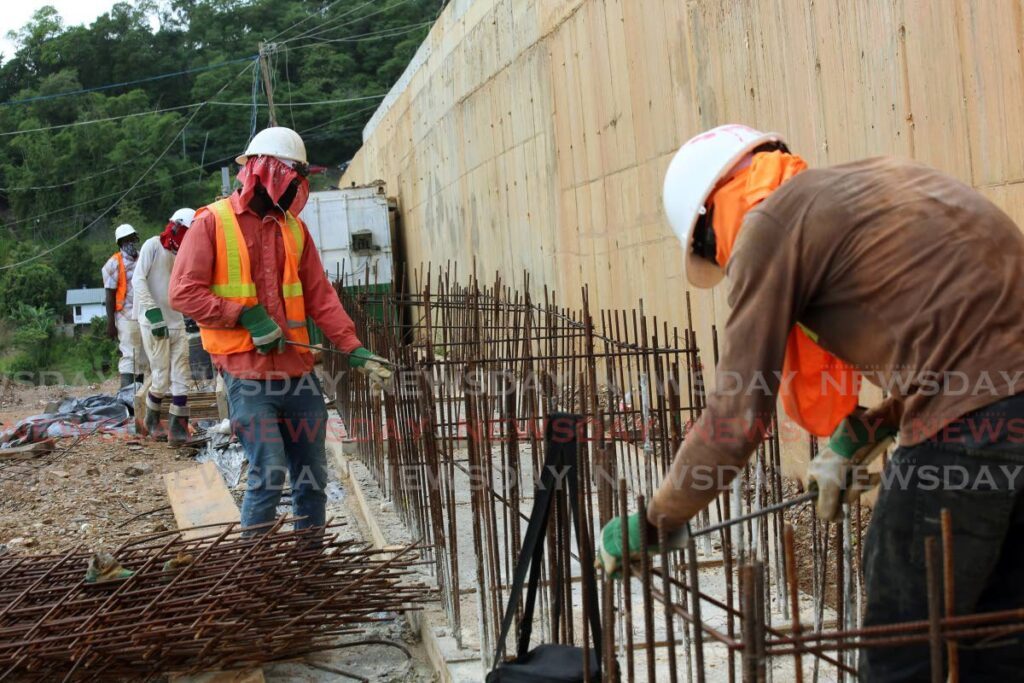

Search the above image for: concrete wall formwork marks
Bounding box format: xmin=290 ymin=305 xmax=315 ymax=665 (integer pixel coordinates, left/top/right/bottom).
xmin=343 ymin=0 xmax=1024 ymax=411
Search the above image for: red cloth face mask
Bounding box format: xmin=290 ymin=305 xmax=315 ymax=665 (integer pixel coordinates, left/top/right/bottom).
xmin=237 ymin=155 xmax=309 ymax=215
xmin=159 ymin=221 xmax=187 ymax=253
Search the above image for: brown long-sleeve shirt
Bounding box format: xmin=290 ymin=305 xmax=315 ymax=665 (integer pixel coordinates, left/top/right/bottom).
xmin=650 ymin=157 xmax=1024 ymax=527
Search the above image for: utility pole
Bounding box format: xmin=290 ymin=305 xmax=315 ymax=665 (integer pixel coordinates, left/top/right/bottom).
xmin=258 ymin=42 xmax=278 ymax=127
xmin=220 ymin=167 xmax=231 ymax=197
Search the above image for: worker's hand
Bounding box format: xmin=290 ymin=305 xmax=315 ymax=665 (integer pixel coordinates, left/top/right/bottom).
xmin=107 ymin=319 xmax=118 ymax=340
xmin=145 ymin=308 xmax=168 ymax=339
xmin=239 ymin=305 xmax=285 ymax=354
xmin=348 ymin=347 xmax=394 ymax=387
xmin=806 ymin=414 xmax=897 ymax=521
xmin=597 ymin=512 xmax=660 ymax=578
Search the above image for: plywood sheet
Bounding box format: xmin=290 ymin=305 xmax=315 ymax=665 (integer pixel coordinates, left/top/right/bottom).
xmin=163 ymin=462 xmax=240 ymax=540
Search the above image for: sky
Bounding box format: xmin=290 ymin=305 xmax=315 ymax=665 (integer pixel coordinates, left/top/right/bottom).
xmin=0 ymin=0 xmax=119 ymax=61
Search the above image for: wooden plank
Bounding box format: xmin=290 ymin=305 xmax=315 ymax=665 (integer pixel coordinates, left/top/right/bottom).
xmin=163 ymin=461 xmax=240 ymax=540
xmin=169 ymin=669 xmax=263 ymax=683
xmin=0 ymin=439 xmax=55 ymax=460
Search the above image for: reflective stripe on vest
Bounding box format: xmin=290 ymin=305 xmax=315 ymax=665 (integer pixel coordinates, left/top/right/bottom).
xmin=197 ymin=198 xmax=310 ymax=356
xmin=112 ymin=252 xmax=127 ymax=312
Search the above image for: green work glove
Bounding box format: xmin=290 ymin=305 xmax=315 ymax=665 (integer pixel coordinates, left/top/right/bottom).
xmin=598 ymin=512 xmax=660 ymax=578
xmin=239 ymin=305 xmax=284 ymax=354
xmin=145 ymin=307 xmax=167 ymax=338
xmin=807 ymin=414 xmax=898 ymax=521
xmin=348 ymin=346 xmax=394 ymax=385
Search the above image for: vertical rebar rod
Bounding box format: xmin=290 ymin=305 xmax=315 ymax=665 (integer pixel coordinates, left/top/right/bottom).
xmin=638 ymin=495 xmax=657 ymax=683
xmin=783 ymin=524 xmax=804 ymax=683
xmin=687 ymin=535 xmax=706 ymax=683
xmin=925 ymin=536 xmax=944 ymax=683
xmin=657 ymin=516 xmax=679 ymax=683
xmin=941 ymin=509 xmax=959 ymax=683
xmin=619 ymin=479 xmax=636 ymax=681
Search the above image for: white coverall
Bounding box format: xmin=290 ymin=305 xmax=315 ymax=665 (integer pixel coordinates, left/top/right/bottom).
xmin=101 ymin=251 xmax=148 ymax=375
xmin=132 ymin=237 xmax=192 ymax=397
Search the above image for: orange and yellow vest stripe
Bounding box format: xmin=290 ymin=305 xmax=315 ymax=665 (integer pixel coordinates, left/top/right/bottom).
xmin=110 ymin=252 xmax=128 ymax=312
xmin=198 ymin=198 xmax=310 ymax=355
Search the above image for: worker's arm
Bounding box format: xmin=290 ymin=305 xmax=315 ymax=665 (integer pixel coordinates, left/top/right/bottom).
xmin=101 ymin=256 xmax=119 ymax=339
xmin=133 ymin=240 xmax=168 ymax=337
xmin=104 ymin=290 xmax=117 ymax=339
xmin=132 ymin=240 xmax=157 ymax=317
xmin=648 ymin=213 xmax=803 ymax=530
xmin=297 ymin=221 xmax=362 ymax=353
xmin=169 ymin=210 xmax=245 ymax=328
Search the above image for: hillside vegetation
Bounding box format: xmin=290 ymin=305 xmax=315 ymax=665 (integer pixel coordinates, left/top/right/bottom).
xmin=0 ymin=0 xmax=435 ymax=381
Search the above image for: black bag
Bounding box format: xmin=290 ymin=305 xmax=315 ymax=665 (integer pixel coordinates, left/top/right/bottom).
xmin=487 ymin=413 xmax=604 ymax=682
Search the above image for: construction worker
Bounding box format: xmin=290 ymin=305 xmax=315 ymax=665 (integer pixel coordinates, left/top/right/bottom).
xmin=133 ymin=208 xmax=196 ymax=445
xmin=102 ymin=224 xmax=148 ymax=388
xmin=169 ymin=126 xmax=392 ymax=532
xmin=599 ymin=124 xmax=1024 ymax=680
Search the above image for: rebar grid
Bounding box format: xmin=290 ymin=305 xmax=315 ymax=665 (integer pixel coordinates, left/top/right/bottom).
xmin=328 ymin=265 xmax=1023 ymax=681
xmin=0 ymin=520 xmax=427 ymax=681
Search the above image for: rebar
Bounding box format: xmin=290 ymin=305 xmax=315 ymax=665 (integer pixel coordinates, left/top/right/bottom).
xmin=0 ymin=521 xmax=425 ymax=681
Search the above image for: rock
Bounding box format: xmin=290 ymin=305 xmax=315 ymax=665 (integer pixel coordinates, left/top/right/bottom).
xmin=7 ymin=537 xmax=35 ymax=548
xmin=150 ymin=522 xmax=168 ymax=533
xmin=85 ymin=466 xmax=100 ymax=476
xmin=80 ymin=523 xmax=92 ymax=533
xmin=124 ymin=463 xmax=152 ymax=477
xmin=48 ymin=469 xmax=69 ymax=478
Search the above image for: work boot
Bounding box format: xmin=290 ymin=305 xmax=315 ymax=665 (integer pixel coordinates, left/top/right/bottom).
xmin=119 ymin=373 xmax=135 ymax=389
xmin=143 ymin=394 xmax=166 ymax=441
xmin=167 ymin=403 xmax=190 ymax=447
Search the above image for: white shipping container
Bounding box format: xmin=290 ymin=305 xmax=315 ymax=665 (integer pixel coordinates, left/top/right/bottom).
xmin=299 ymin=186 xmax=393 ymax=287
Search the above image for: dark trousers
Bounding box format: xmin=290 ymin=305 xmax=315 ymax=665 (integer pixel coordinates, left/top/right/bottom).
xmin=861 ymin=394 xmax=1024 ymax=682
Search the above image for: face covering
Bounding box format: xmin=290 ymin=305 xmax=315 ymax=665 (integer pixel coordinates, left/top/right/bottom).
xmin=708 ymin=150 xmax=859 ymax=437
xmin=237 ymin=155 xmax=309 ymax=215
xmin=159 ymin=221 xmax=188 ymax=253
xmin=120 ymin=241 xmax=139 ymax=259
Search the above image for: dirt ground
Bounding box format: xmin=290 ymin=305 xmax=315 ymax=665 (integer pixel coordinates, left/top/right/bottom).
xmin=0 ymin=378 xmax=199 ymax=554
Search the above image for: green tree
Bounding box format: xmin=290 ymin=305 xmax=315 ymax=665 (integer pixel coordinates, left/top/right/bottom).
xmin=0 ymin=262 xmax=64 ymax=315
xmin=9 ymin=303 xmax=57 ymax=373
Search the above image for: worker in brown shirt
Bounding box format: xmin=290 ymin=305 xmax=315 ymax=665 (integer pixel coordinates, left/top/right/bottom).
xmin=600 ymin=124 xmax=1024 ymax=680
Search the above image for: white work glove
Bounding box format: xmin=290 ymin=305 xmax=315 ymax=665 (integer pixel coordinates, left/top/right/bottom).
xmin=806 ymin=437 xmax=893 ymax=521
xmin=349 ymin=347 xmax=394 ymax=388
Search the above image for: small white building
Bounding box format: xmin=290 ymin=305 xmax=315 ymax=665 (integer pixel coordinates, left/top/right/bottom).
xmin=66 ymin=288 xmax=106 ymax=325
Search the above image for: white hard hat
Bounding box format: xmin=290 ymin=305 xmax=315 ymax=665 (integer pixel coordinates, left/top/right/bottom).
xmin=169 ymin=208 xmax=196 ymax=227
xmin=236 ymin=126 xmax=307 ymax=166
xmin=114 ymin=224 xmax=137 ymax=242
xmin=663 ymin=124 xmax=784 ymax=288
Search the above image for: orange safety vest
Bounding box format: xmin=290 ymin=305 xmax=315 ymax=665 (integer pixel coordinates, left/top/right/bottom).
xmin=198 ymin=198 xmax=310 ymax=355
xmin=111 ymin=252 xmax=128 ymax=312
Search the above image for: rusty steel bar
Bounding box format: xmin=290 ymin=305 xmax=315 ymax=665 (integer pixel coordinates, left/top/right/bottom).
xmin=940 ymin=509 xmax=959 ymax=683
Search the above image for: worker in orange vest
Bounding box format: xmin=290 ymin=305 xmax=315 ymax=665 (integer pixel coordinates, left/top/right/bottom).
xmin=169 ymin=126 xmax=392 ymax=532
xmin=599 ymin=124 xmax=1024 ymax=680
xmin=101 ymin=223 xmax=148 ymax=388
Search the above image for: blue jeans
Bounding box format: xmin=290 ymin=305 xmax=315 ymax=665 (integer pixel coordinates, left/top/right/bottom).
xmin=224 ymin=372 xmax=329 ymax=532
xmin=861 ymin=393 xmax=1024 ymax=682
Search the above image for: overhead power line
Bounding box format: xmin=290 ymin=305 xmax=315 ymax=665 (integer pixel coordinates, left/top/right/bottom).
xmin=212 ymin=94 xmax=386 ymax=107
xmin=0 ymin=102 xmax=204 ymax=137
xmin=0 ymin=56 xmax=258 ymax=107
